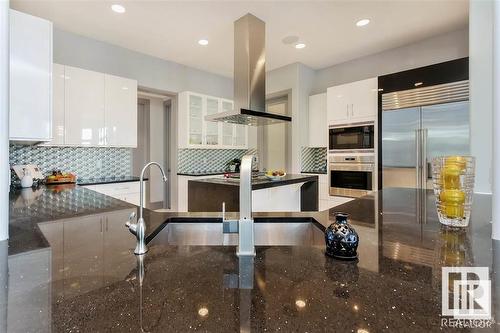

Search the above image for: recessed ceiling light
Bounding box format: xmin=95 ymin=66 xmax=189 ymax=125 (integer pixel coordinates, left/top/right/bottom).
xmin=111 ymin=4 xmax=126 ymax=14
xmin=356 ymin=19 xmax=370 ymax=27
xmin=198 ymin=39 xmax=209 ymax=46
xmin=295 ymin=43 xmax=306 ymax=49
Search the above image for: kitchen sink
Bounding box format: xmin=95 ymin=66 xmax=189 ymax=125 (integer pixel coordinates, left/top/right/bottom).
xmin=148 ymin=221 xmax=325 ymax=247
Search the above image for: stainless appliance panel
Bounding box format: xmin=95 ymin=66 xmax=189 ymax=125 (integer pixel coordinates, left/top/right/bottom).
xmin=329 ymin=122 xmax=374 ymax=152
xmin=382 ymin=107 xmax=420 ymax=189
xmin=382 ymin=94 xmax=470 ymax=190
xmin=329 ymin=155 xmax=374 ymax=197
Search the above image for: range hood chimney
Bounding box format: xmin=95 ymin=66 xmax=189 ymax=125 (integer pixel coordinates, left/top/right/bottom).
xmin=205 ymin=13 xmax=291 ymax=126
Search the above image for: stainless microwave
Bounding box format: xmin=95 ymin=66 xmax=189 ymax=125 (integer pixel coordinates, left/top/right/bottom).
xmin=329 ymin=122 xmax=374 ymax=152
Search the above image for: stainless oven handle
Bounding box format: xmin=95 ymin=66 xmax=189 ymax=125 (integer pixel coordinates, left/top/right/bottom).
xmin=329 ymin=164 xmax=374 ymax=172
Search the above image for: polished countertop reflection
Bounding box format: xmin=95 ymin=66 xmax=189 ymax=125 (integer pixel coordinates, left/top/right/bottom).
xmin=3 ymin=185 xmax=497 ymax=332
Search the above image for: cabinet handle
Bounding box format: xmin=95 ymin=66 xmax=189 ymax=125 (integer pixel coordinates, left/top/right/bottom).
xmin=105 ymin=217 xmax=108 ymax=232
xmin=351 ymin=104 xmax=354 ymax=117
xmin=100 ymin=218 xmax=103 ymax=233
xmin=346 ymin=105 xmax=349 ymax=118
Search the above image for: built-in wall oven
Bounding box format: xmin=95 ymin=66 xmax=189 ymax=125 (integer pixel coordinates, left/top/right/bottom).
xmin=329 ymin=155 xmax=374 ymax=197
xmin=329 ymin=122 xmax=374 ymax=153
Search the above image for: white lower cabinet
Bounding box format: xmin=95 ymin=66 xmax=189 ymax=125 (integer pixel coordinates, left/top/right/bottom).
xmin=82 ymin=181 xmax=145 ymax=206
xmin=252 ymin=184 xmax=302 ymax=212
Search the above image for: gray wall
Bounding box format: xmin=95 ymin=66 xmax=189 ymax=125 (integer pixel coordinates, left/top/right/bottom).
xmin=470 ymin=0 xmax=493 ymax=195
xmin=311 ymin=28 xmax=469 ymax=94
xmin=53 ymin=28 xmax=233 ymax=98
xmin=266 ymin=63 xmax=315 ymax=173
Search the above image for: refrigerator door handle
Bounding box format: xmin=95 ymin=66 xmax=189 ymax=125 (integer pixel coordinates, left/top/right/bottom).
xmin=415 ymin=129 xmax=421 ymax=189
xmin=421 ymin=128 xmax=428 ymax=189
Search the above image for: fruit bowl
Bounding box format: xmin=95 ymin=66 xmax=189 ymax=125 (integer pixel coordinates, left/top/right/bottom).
xmin=265 ymin=170 xmax=286 ymax=181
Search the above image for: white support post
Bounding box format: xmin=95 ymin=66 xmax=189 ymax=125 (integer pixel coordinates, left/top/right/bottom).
xmin=493 ymin=0 xmax=500 ymax=240
xmin=0 ymin=0 xmax=9 ymax=241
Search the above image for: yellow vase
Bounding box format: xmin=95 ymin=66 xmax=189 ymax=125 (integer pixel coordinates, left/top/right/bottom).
xmin=439 ymin=189 xmax=465 ymax=218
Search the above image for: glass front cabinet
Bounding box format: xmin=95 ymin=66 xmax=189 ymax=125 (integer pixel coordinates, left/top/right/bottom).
xmin=178 ymin=92 xmax=248 ymax=149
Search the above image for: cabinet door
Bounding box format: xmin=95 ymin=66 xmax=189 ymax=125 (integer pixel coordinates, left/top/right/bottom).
xmin=63 ymin=215 xmax=103 ymax=298
xmin=9 ymin=10 xmax=52 ymax=142
xmin=308 ymin=93 xmax=327 ymax=147
xmin=205 ymin=97 xmax=220 ymax=146
xmin=64 ymin=66 xmax=105 ymax=146
xmin=104 ymin=74 xmax=138 ymax=147
xmin=349 ymin=77 xmax=377 ymax=121
xmin=221 ymin=100 xmax=234 ymax=146
xmin=327 ymin=85 xmax=349 ymax=124
xmin=234 ymin=125 xmax=247 ymax=148
xmin=188 ymin=94 xmax=203 ymax=146
xmin=103 ymin=209 xmax=137 ymax=285
xmin=51 ymin=63 xmax=65 ymax=145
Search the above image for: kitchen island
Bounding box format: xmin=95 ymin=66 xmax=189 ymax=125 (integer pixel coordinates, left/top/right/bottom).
xmin=187 ymin=173 xmax=319 ymax=212
xmin=4 ymin=185 xmax=497 ymax=332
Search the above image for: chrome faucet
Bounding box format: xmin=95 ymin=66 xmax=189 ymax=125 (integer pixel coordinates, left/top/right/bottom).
xmin=222 ymin=155 xmax=255 ymax=257
xmin=126 ymin=162 xmax=167 ymax=255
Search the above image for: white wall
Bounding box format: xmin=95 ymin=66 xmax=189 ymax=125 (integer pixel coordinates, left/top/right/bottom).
xmin=53 ymin=28 xmax=233 ymax=98
xmin=311 ymin=28 xmax=468 ymax=94
xmin=470 ymin=0 xmax=494 ymax=195
xmin=1 ymin=0 xmax=9 ymax=241
xmin=492 ymin=0 xmax=500 ymax=239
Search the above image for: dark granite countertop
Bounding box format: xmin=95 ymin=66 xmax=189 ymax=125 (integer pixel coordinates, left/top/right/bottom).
xmin=190 ymin=173 xmax=319 ymax=190
xmin=76 ymin=176 xmax=147 ymax=186
xmin=3 ymin=186 xmax=498 ymax=332
xmin=177 ymin=171 xmax=229 ymax=176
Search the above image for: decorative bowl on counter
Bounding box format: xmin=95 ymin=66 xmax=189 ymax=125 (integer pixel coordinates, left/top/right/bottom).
xmin=265 ymin=170 xmax=286 ymax=181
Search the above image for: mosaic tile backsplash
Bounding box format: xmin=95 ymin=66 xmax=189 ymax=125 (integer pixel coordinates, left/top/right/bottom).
xmin=178 ymin=148 xmax=258 ymax=174
xmin=9 ymin=144 xmax=132 ymax=180
xmin=301 ymin=147 xmax=327 ymax=173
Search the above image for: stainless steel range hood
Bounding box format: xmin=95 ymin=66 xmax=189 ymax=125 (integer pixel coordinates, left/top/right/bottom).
xmin=205 ymin=14 xmax=291 ymax=126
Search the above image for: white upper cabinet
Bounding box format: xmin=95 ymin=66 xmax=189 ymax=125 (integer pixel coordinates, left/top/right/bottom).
xmin=349 ymin=78 xmax=378 ymax=121
xmin=51 ymin=63 xmax=65 ymax=145
xmin=9 ymin=10 xmax=53 ymax=142
xmin=308 ymin=93 xmax=327 ymax=147
xmin=178 ymin=92 xmax=247 ymax=149
xmin=48 ymin=64 xmax=137 ymax=147
xmin=205 ymin=97 xmax=220 ymax=146
xmin=64 ymin=66 xmax=105 ymax=146
xmin=104 ymin=74 xmax=138 ymax=147
xmin=327 ymin=77 xmax=377 ymax=124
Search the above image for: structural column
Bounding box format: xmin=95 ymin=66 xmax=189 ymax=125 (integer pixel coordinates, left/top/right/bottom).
xmin=0 ymin=0 xmax=9 ymax=241
xmin=493 ymin=0 xmax=500 ymax=240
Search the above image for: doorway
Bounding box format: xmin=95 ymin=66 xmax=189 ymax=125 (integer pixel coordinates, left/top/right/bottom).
xmin=135 ymin=90 xmax=175 ymax=210
xmin=259 ymin=95 xmax=291 ymax=172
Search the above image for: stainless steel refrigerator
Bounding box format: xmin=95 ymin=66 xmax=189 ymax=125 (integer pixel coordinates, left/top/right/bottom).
xmin=381 ymin=80 xmax=470 ymax=190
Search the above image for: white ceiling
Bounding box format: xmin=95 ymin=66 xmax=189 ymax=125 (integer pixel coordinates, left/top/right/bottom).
xmin=11 ymin=0 xmax=468 ymax=78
